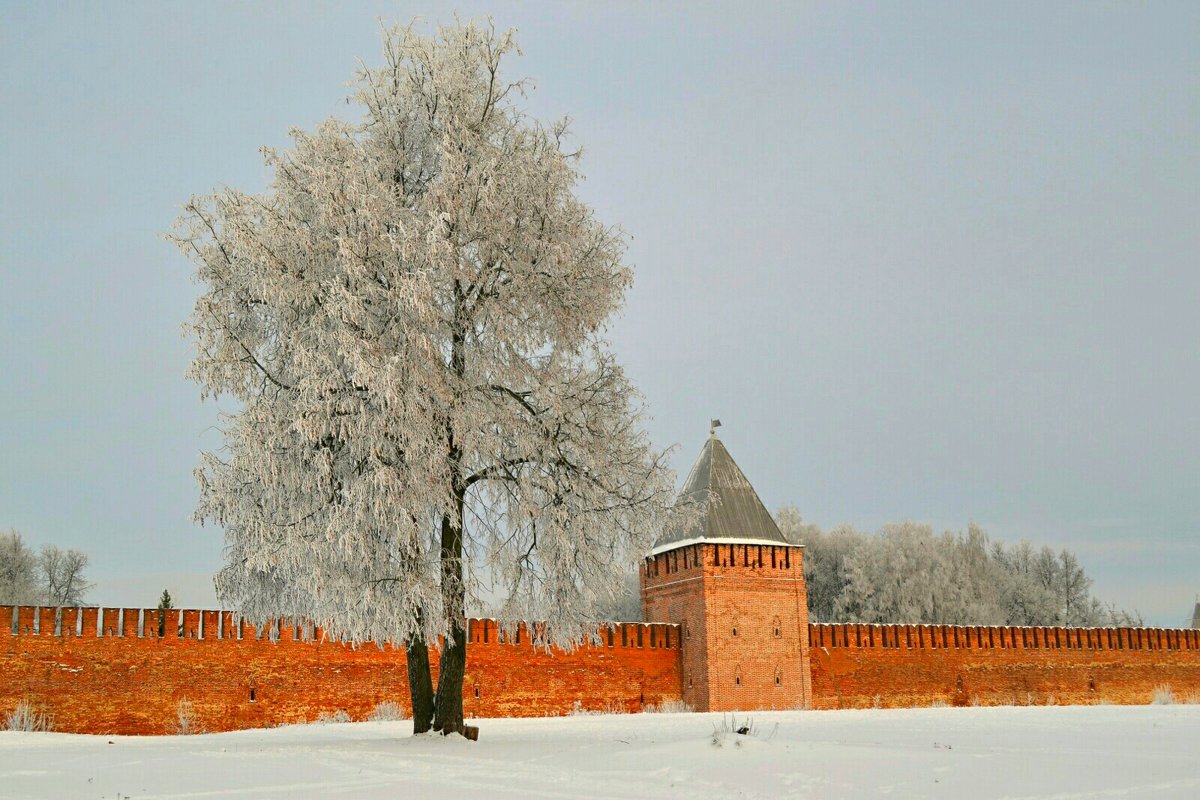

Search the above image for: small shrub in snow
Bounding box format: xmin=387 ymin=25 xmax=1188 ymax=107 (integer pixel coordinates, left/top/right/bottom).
xmin=642 ymin=699 xmax=693 ymax=714
xmin=928 ymin=699 xmax=948 ymax=709
xmin=316 ymin=709 xmax=352 ymax=724
xmin=1151 ymin=685 xmax=1175 ymax=705
xmin=710 ymin=714 xmax=776 ymax=748
xmin=172 ymin=698 xmax=201 ymax=735
xmin=368 ymin=701 xmax=408 ymax=722
xmin=273 ymin=717 xmax=308 ymax=727
xmin=4 ymin=700 xmax=53 ymax=732
xmin=570 ymin=700 xmax=627 ymax=716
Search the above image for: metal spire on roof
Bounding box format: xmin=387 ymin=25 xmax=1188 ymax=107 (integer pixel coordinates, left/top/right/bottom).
xmin=652 ymin=426 xmax=788 ymax=552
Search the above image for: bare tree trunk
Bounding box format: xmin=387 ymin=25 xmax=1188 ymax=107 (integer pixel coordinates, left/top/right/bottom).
xmin=434 ymin=619 xmax=467 ymax=734
xmin=406 ymin=625 xmax=434 ymax=734
xmin=433 ymin=500 xmax=467 ymax=735
xmin=432 ymin=286 xmax=470 ymax=736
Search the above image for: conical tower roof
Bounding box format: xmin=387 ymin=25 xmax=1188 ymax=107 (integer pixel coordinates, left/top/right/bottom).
xmin=653 ymin=432 xmax=788 ymax=553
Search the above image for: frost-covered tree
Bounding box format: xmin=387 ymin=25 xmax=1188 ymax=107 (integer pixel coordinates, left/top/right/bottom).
xmin=776 ymin=511 xmax=1138 ymax=627
xmin=172 ymin=21 xmax=678 ymax=736
xmin=834 ymin=522 xmax=968 ymax=624
xmin=777 ymin=508 xmax=853 ymax=622
xmin=0 ymin=533 xmax=91 ymax=607
xmin=1056 ymin=549 xmax=1092 ymax=625
xmin=0 ymin=531 xmax=39 ymax=605
xmin=991 ymin=540 xmax=1059 ymax=625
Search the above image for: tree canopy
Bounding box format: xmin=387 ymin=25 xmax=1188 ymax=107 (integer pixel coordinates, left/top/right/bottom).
xmin=173 ymin=20 xmax=678 ymax=734
xmin=0 ymin=530 xmax=91 ymax=607
xmin=776 ymin=508 xmax=1141 ymax=627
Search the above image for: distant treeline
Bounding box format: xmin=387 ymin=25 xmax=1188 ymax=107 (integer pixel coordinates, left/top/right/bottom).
xmin=0 ymin=530 xmax=91 ymax=606
xmin=776 ymin=507 xmax=1142 ymax=628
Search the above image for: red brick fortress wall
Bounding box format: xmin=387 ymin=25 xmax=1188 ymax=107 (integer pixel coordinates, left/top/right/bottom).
xmin=463 ymin=618 xmax=681 ymax=718
xmin=809 ymin=623 xmax=1200 ymax=708
xmin=0 ymin=606 xmax=681 ymax=735
xmin=9 ymin=604 xmax=1200 ymax=734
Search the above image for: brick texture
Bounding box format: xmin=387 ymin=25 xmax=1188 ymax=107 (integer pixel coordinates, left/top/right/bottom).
xmin=642 ymin=542 xmax=812 ymax=711
xmin=6 ymin=578 xmax=1200 ymax=734
xmin=0 ymin=606 xmax=680 ymax=735
xmin=809 ymin=623 xmax=1200 ymax=708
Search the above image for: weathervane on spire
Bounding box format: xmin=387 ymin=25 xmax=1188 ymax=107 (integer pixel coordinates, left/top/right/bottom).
xmin=709 ymin=418 xmax=722 ymax=436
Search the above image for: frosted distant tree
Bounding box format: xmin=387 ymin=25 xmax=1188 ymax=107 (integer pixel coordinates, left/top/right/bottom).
xmin=1055 ymin=550 xmax=1092 ymax=625
xmin=834 ymin=522 xmax=963 ymax=624
xmin=1033 ymin=545 xmax=1061 ymax=597
xmin=172 ymin=21 xmax=678 ymax=736
xmin=38 ymin=545 xmax=91 ymax=606
xmin=776 ymin=512 xmax=1137 ymax=627
xmin=0 ymin=531 xmax=39 ymax=605
xmin=777 ymin=507 xmax=854 ymax=622
xmin=991 ymin=540 xmax=1059 ymax=625
xmin=947 ymin=522 xmax=1005 ymax=623
xmin=594 ymin=569 xmax=643 ymax=622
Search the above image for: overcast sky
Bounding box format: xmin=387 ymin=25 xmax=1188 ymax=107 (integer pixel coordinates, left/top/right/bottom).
xmin=2 ymin=2 xmax=1197 ymax=624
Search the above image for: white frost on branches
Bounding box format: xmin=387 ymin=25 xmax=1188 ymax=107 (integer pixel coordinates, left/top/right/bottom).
xmin=778 ymin=509 xmax=1141 ymax=627
xmin=171 ymin=21 xmax=679 ymax=649
xmin=0 ymin=531 xmax=90 ymax=607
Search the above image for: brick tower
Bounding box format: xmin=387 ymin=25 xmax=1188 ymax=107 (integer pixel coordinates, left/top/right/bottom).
xmin=641 ymin=426 xmax=812 ymax=711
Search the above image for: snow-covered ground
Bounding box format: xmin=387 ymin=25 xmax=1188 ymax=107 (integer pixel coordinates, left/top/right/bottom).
xmin=2 ymin=706 xmax=1198 ymax=799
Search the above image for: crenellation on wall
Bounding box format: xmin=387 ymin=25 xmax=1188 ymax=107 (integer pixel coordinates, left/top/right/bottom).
xmin=0 ymin=604 xmax=683 ymax=734
xmin=175 ymin=609 xmax=196 ymax=639
xmin=461 ymin=619 xmax=681 ymax=650
xmin=81 ymin=606 xmax=99 ymax=638
xmin=59 ymin=607 xmax=78 ymax=637
xmin=809 ymin=623 xmax=1199 ymax=653
xmin=807 ymin=621 xmax=1200 ymax=709
xmin=807 ymin=620 xmax=1200 ymax=658
xmin=120 ymin=608 xmax=139 ymax=637
xmin=201 ymin=610 xmax=219 ymax=639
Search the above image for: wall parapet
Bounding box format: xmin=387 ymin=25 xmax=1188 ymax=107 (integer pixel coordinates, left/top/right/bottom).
xmin=0 ymin=605 xmax=682 ymax=735
xmin=2 ymin=605 xmax=678 ymax=650
xmin=466 ymin=618 xmax=680 ymax=650
xmin=643 ymin=542 xmax=803 ymax=584
xmin=809 ymin=623 xmax=1200 ymax=652
xmin=3 ymin=605 xmax=313 ymax=642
